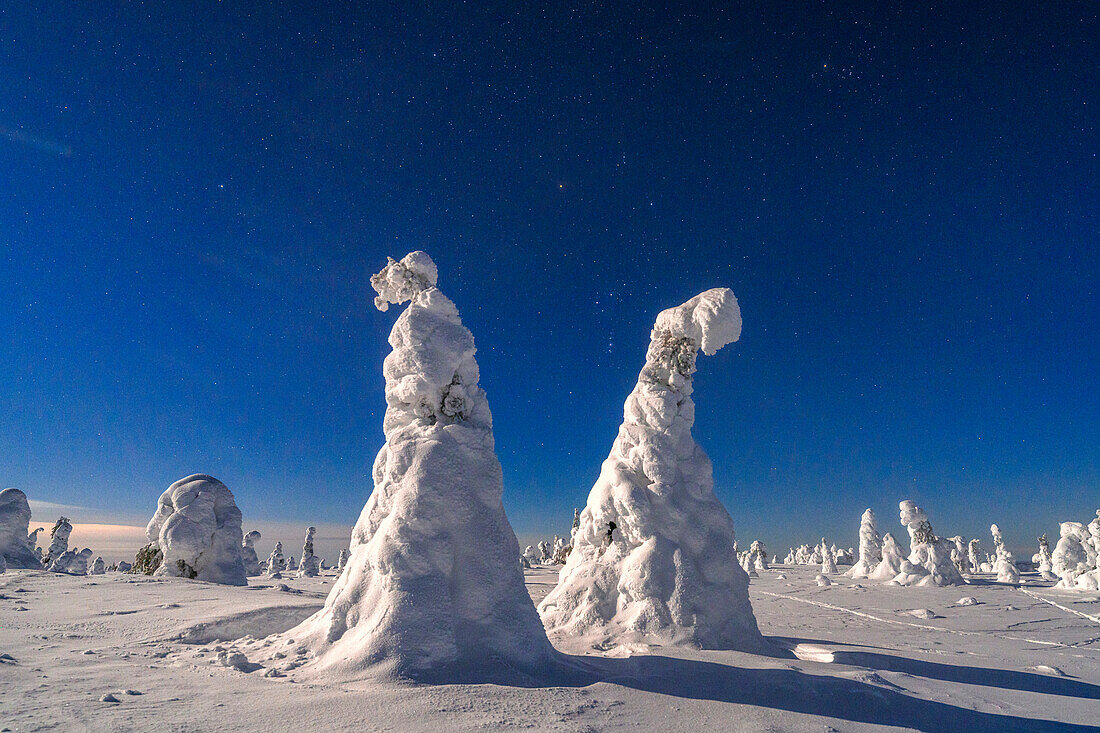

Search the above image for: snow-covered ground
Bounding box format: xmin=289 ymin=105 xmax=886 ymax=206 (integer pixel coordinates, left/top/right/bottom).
xmin=1 ymin=565 xmax=1098 ymax=732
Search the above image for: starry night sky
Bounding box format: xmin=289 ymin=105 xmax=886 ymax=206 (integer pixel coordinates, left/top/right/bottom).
xmin=2 ymin=3 xmax=1096 ymax=553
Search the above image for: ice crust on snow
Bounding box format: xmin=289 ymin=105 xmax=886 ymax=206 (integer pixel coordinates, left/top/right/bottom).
xmin=0 ymin=488 xmax=42 ymax=569
xmin=266 ymin=252 xmax=555 ymax=681
xmin=146 ymin=474 xmax=247 ymax=586
xmin=538 ymin=288 xmax=764 ymax=652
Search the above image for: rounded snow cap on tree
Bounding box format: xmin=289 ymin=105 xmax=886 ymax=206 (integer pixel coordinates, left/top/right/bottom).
xmin=370 ymin=251 xmax=438 ymax=311
xmin=653 ymin=287 xmax=741 ymax=356
xmin=899 ymin=500 xmax=927 ymax=527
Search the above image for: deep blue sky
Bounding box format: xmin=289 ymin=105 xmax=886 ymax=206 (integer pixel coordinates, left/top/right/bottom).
xmin=2 ymin=3 xmax=1096 ymax=554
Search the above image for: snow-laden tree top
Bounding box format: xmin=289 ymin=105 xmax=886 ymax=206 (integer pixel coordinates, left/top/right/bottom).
xmin=0 ymin=488 xmax=42 ymax=569
xmin=653 ymin=287 xmax=742 ymax=358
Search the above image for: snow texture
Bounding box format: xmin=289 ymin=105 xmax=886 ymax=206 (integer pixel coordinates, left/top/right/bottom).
xmin=539 ymin=288 xmax=765 ymax=652
xmin=0 ymin=488 xmax=42 ymax=568
xmin=296 ymin=527 xmax=320 ymax=578
xmin=268 ymin=252 xmax=555 ymax=681
xmin=242 ymin=531 xmax=263 ymax=576
xmin=847 ymin=508 xmax=881 ymax=579
xmin=146 ymin=474 xmax=247 ymax=586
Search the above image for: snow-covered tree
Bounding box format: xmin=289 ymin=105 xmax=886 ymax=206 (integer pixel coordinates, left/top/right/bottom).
xmin=538 ymin=289 xmax=764 ymax=652
xmin=537 ymin=540 xmax=552 ymax=564
xmin=241 ymin=530 xmax=264 ymax=576
xmin=990 ymin=524 xmax=1020 ymax=584
xmin=1035 ymin=534 xmax=1055 ymax=580
xmin=783 ymin=548 xmax=795 ymax=564
xmin=336 ymin=548 xmax=349 ymax=572
xmin=869 ymin=533 xmax=901 ymax=581
xmin=89 ymin=556 xmax=106 ymax=575
xmin=749 ymin=540 xmax=769 ymax=571
xmin=0 ymin=488 xmax=42 ymax=569
xmin=1052 ymin=521 xmax=1093 ymax=589
xmin=44 ymin=516 xmax=72 ymax=568
xmin=522 ymin=545 xmax=540 ymax=565
xmin=146 ymin=474 xmax=247 ymax=585
xmin=892 ymin=501 xmax=963 ymax=586
xmin=296 ymin=527 xmax=320 ymax=578
xmin=266 ymin=542 xmax=286 ymax=575
xmin=847 ymin=509 xmax=881 ymax=579
xmin=820 ymin=539 xmax=838 ymax=574
xmin=259 ymin=252 xmax=555 ymax=680
xmin=947 ymin=536 xmax=970 ymax=575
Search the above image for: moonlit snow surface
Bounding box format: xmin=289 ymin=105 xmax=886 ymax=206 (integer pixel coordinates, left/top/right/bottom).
xmin=146 ymin=474 xmax=247 ymax=586
xmin=539 ymin=289 xmax=765 ymax=653
xmin=250 ymin=252 xmax=555 ymax=682
xmin=2 ymin=563 xmax=1098 ymax=731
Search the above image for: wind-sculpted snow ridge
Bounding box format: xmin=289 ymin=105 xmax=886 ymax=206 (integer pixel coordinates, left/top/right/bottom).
xmin=255 ymin=252 xmax=557 ymax=682
xmin=0 ymin=488 xmax=42 ymax=569
xmin=538 ymin=288 xmax=766 ymax=654
xmin=146 ymin=475 xmax=247 ymax=586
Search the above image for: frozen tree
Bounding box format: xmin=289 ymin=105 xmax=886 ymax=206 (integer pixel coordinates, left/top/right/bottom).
xmin=296 ymin=527 xmax=320 ymax=578
xmin=539 ymin=288 xmax=764 ymax=652
xmin=1088 ymin=511 xmax=1100 ymax=560
xmin=749 ymin=540 xmax=769 ymax=571
xmin=267 ymin=542 xmax=286 ymax=575
xmin=1035 ymin=534 xmax=1055 ymax=580
xmin=117 ymin=560 xmax=132 ymax=572
xmin=967 ymin=539 xmax=983 ymax=572
xmin=337 ymin=548 xmax=349 ymax=572
xmin=570 ymin=508 xmax=581 ymax=540
xmin=49 ymin=547 xmax=92 ymax=575
xmin=893 ymin=501 xmax=963 ymax=586
xmin=1052 ymin=522 xmax=1093 ymax=589
xmin=261 ymin=252 xmax=555 ymax=680
xmin=145 ymin=475 xmax=247 ymax=585
xmin=0 ymin=488 xmax=43 ymax=568
xmin=522 ymin=544 xmax=540 ymax=565
xmin=130 ymin=543 xmax=163 ymax=574
xmin=869 ymin=532 xmax=905 ymax=581
xmin=947 ymin=536 xmax=970 ymax=575
xmin=241 ymin=531 xmax=264 ymax=576
xmin=847 ymin=509 xmax=881 ymax=579
xmin=44 ymin=517 xmax=73 ymax=567
xmin=990 ymin=524 xmax=1020 ymax=584
xmin=783 ymin=548 xmax=795 ymax=564
xmin=89 ymin=556 xmax=106 ymax=575
xmin=740 ymin=551 xmax=757 ymax=578
xmin=819 ymin=539 xmax=837 ymax=574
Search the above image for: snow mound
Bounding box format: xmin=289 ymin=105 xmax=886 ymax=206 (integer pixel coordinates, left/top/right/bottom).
xmin=538 ymin=288 xmax=765 ymax=653
xmin=955 ymin=596 xmax=980 ymax=606
xmin=816 ymin=574 xmax=832 ymax=587
xmin=146 ymin=475 xmax=247 ymax=586
xmin=0 ymin=488 xmax=42 ymax=569
xmin=259 ymin=252 xmax=556 ymax=681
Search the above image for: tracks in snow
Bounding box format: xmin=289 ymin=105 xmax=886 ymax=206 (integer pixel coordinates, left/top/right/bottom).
xmin=755 ymin=589 xmax=1094 ymax=651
